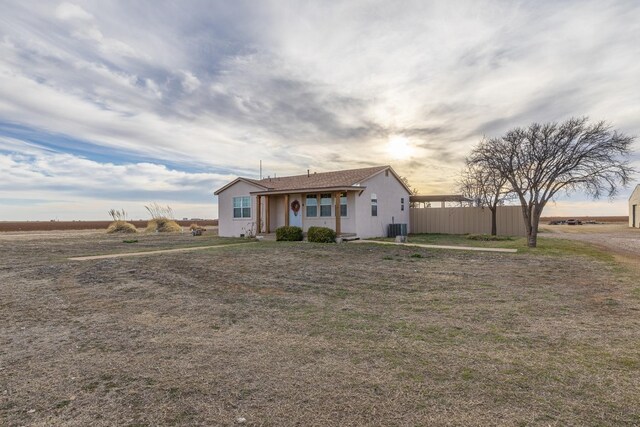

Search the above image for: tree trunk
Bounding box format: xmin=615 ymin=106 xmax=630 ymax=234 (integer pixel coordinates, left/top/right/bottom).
xmin=490 ymin=207 xmax=497 ymax=236
xmin=519 ymin=203 xmax=535 ymax=248
xmin=527 ymin=206 xmax=543 ymax=248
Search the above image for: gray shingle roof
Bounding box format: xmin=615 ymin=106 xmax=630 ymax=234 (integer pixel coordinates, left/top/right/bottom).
xmin=245 ymin=165 xmax=390 ymax=192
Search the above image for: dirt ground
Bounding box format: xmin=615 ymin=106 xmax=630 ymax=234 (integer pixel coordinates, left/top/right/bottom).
xmin=1 ymin=230 xmax=639 ymax=426
xmin=541 ymin=216 xmax=628 ymax=223
xmin=544 ymin=222 xmax=640 ymax=260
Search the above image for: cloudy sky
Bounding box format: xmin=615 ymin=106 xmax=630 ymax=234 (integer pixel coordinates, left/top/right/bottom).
xmin=1 ymin=0 xmax=639 ymax=220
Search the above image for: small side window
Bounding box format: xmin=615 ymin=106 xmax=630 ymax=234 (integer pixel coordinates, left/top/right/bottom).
xmin=371 ymin=193 xmax=378 ymax=217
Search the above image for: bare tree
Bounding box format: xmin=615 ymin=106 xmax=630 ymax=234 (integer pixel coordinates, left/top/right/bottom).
xmin=469 ymin=117 xmax=635 ymax=247
xmin=458 ymin=163 xmax=512 ymax=236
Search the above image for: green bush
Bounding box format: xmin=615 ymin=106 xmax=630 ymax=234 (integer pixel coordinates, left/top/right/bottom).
xmin=276 ymin=226 xmax=303 ymax=241
xmin=307 ymin=226 xmax=336 ymax=243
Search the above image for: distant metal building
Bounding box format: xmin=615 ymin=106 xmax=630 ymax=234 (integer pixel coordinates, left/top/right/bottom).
xmin=409 ymin=194 xmax=473 ymax=208
xmin=630 ymin=184 xmax=640 ymax=228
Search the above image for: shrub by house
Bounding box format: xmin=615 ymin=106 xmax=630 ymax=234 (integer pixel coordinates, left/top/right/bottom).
xmin=307 ymin=226 xmax=336 ymax=243
xmin=276 ymin=226 xmax=303 ymax=241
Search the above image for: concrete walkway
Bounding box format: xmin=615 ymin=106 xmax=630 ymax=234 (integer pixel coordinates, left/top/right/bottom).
xmin=69 ymin=242 xmax=254 ymax=261
xmin=353 ymin=240 xmax=518 ymax=253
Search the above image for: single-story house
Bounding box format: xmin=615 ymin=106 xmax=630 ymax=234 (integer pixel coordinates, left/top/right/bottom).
xmin=630 ymin=184 xmax=640 ymax=228
xmin=214 ymin=165 xmax=412 ymax=238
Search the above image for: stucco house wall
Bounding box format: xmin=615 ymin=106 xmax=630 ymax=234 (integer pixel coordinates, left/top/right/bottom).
xmin=268 ymin=195 xmax=286 ymax=231
xmin=216 ymin=180 xmax=262 ymax=237
xmin=355 ymin=170 xmax=411 ymax=238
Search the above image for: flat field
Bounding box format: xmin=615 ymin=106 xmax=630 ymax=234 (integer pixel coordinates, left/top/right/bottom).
xmin=0 ymin=220 xmax=218 ymax=233
xmin=1 ymin=230 xmax=639 ymax=426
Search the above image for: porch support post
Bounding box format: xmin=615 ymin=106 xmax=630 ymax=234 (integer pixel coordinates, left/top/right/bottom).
xmin=334 ymin=192 xmax=341 ymax=236
xmin=284 ymin=194 xmax=290 ymax=226
xmin=265 ymin=195 xmax=270 ymax=233
xmin=256 ymin=195 xmax=262 ymax=234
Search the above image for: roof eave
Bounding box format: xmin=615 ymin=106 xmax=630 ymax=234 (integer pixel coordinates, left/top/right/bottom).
xmin=251 ymin=185 xmax=366 ymax=196
xmin=213 ymin=178 xmax=268 ymax=195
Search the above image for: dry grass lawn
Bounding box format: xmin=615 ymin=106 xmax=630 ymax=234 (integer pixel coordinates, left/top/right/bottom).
xmin=1 ymin=231 xmax=639 ymax=426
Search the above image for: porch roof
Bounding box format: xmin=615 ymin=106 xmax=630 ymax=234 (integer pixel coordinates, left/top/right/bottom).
xmin=410 ymin=194 xmax=472 ymax=203
xmin=251 ymin=185 xmax=366 ymax=196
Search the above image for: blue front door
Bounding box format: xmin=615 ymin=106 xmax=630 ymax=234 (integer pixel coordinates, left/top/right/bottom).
xmin=289 ymin=195 xmax=302 ymax=228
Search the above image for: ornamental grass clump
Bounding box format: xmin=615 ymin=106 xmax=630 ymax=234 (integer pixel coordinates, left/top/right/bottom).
xmin=145 ymin=203 xmax=182 ymax=233
xmin=307 ymin=226 xmax=336 ymax=243
xmin=106 ymin=209 xmax=138 ymax=234
xmin=275 ymin=226 xmax=303 ymax=241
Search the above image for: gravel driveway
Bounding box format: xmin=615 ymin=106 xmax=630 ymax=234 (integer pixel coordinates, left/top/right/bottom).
xmin=544 ymin=223 xmax=640 ymax=259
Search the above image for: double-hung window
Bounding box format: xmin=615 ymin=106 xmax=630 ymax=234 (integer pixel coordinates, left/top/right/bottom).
xmin=401 ymin=197 xmax=405 ymax=211
xmin=371 ymin=193 xmax=378 ymax=216
xmin=306 ymin=194 xmax=318 ymax=217
xmin=340 ymin=192 xmax=347 ymax=217
xmin=233 ymin=196 xmax=251 ymax=218
xmin=320 ymin=193 xmax=332 ymax=217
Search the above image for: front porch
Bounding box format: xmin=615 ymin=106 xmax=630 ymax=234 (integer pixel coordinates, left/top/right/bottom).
xmin=253 ymin=189 xmax=360 ymax=236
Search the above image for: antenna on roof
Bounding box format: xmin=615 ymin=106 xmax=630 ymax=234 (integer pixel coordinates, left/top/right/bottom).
xmin=260 ymin=160 xmax=262 ymax=180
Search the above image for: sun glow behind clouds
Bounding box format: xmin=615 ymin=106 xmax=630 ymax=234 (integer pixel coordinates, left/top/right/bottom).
xmin=0 ymin=1 xmax=638 ymax=220
xmin=387 ymin=135 xmax=413 ymax=159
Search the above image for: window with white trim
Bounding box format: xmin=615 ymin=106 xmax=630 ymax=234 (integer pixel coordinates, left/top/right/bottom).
xmin=320 ymin=193 xmax=332 ymax=217
xmin=306 ymin=194 xmax=317 ymax=217
xmin=371 ymin=193 xmax=378 ymax=216
xmin=233 ymin=196 xmax=251 ymax=218
xmin=401 ymin=197 xmax=405 ymax=211
xmin=340 ymin=192 xmax=347 ymax=217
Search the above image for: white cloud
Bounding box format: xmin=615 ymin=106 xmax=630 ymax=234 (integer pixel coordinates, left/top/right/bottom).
xmin=0 ymin=0 xmax=638 ymax=219
xmin=55 ymin=2 xmax=138 ymax=57
xmin=55 ymin=2 xmax=93 ymax=21
xmin=0 ymin=140 xmax=233 ymax=220
xmin=181 ymin=70 xmax=201 ymax=93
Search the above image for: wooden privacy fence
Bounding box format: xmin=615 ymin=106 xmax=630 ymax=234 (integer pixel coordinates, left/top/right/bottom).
xmin=410 ymin=205 xmax=526 ymax=236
